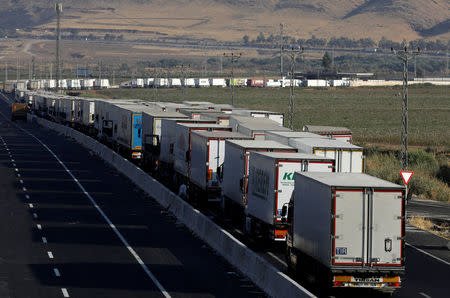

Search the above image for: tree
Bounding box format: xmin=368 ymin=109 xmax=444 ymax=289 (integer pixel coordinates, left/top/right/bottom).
xmin=322 ymin=51 xmax=332 ymax=71
xmin=242 ymin=35 xmax=249 ymax=45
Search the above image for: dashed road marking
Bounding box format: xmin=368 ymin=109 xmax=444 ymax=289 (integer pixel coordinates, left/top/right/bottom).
xmin=42 ymin=237 xmax=47 ymax=243
xmin=419 ymin=292 xmax=432 ymax=298
xmin=16 ymin=173 xmax=20 ymax=177
xmin=33 ymin=213 xmax=38 ymax=219
xmin=15 ymin=168 xmax=18 ymax=172
xmin=25 ymin=195 xmax=30 ymax=199
xmin=54 ymin=268 xmax=61 ymax=277
xmin=28 ymin=203 xmax=34 ymax=208
xmin=22 ymin=187 xmax=27 ymax=191
xmin=47 ymin=251 xmax=54 ymax=259
xmin=36 ymin=224 xmax=42 ymax=230
xmin=267 ymin=251 xmax=287 ymax=267
xmin=19 ymin=179 xmax=23 ymax=184
xmin=61 ymin=288 xmax=69 ymax=297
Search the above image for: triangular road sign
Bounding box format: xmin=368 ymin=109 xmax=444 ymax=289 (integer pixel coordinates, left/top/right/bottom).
xmin=400 ymin=171 xmax=414 ymax=185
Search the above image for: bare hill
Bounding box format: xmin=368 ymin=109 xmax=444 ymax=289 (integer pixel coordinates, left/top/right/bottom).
xmin=1 ymin=0 xmax=448 ymax=42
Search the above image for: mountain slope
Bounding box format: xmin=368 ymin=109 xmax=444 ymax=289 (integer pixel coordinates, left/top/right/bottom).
xmin=0 ymin=0 xmax=448 ymax=41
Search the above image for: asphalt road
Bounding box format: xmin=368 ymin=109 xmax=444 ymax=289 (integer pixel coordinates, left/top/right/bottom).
xmin=0 ymin=98 xmax=265 ymax=297
xmin=1 ymin=92 xmax=449 ymax=298
xmin=407 ymin=198 xmax=450 ymax=221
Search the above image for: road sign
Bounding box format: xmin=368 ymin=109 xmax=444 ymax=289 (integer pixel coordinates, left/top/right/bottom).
xmin=400 ymin=171 xmax=414 ymax=185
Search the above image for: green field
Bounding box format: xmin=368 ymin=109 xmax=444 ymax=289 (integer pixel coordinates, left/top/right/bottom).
xmin=80 ymin=85 xmax=450 ymax=149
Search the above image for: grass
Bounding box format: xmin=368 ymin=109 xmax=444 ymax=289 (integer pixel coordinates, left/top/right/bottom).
xmin=366 ymin=150 xmax=450 ymax=202
xmin=79 ymin=85 xmax=450 ymax=148
xmin=409 ymin=216 xmax=450 ymax=240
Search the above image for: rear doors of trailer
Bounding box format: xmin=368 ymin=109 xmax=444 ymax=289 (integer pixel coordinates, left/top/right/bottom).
xmin=332 ymin=189 xmax=404 ymax=267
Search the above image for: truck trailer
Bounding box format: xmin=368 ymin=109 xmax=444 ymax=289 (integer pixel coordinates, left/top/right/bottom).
xmin=285 ymin=172 xmax=405 ymax=294
xmin=245 ymin=152 xmax=335 ymax=241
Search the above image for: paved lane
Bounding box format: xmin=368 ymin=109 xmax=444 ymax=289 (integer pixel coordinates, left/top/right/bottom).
xmin=0 ymin=98 xmax=264 ymax=298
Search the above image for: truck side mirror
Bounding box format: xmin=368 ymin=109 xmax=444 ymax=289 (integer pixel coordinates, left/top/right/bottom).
xmin=281 ymin=205 xmax=288 ymax=217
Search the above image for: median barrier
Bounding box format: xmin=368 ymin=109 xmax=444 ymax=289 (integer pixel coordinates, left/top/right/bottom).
xmin=32 ymin=116 xmax=315 ymax=298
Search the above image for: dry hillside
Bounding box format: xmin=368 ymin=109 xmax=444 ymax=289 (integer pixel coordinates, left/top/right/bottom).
xmin=0 ymin=0 xmax=448 ymax=42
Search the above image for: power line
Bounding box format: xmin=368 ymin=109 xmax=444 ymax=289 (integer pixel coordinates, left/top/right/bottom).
xmin=282 ymin=46 xmax=304 ymax=130
xmin=55 ymin=3 xmax=62 ymax=91
xmin=223 ymin=52 xmax=242 ymax=106
xmin=392 ymin=46 xmax=420 ymax=170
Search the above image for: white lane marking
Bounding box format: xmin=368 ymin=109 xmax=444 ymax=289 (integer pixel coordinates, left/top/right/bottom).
xmin=42 ymin=237 xmax=47 ymax=243
xmin=1 ymin=113 xmax=172 ymax=298
xmin=33 ymin=213 xmax=38 ymax=219
xmin=61 ymin=288 xmax=69 ymax=297
xmin=11 ymin=159 xmax=14 ymax=162
xmin=25 ymin=195 xmax=30 ymax=199
xmin=37 ymin=224 xmax=42 ymax=230
xmin=12 ymin=163 xmax=16 ymax=167
xmin=28 ymin=203 xmax=34 ymax=208
xmin=267 ymin=251 xmax=288 ymax=267
xmin=17 ymin=173 xmax=20 ymax=177
xmin=419 ymin=292 xmax=432 ymax=298
xmin=406 ymin=243 xmax=450 ymax=266
xmin=54 ymin=268 xmax=61 ymax=277
xmin=15 ymin=168 xmax=18 ymax=172
xmin=19 ymin=179 xmax=23 ymax=184
xmin=22 ymin=187 xmax=27 ymax=191
xmin=47 ymin=251 xmax=54 ymax=259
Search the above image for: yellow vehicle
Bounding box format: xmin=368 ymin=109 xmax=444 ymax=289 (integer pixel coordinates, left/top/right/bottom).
xmin=11 ymin=103 xmax=28 ymax=121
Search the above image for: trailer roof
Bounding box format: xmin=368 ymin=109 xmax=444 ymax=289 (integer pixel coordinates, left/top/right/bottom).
xmin=231 ymin=116 xmax=289 ymax=130
xmin=191 ymin=131 xmax=252 ymax=139
xmin=113 ymin=104 xmax=160 ymax=113
xmin=182 ymin=101 xmax=214 ymax=106
xmin=290 ymin=137 xmax=362 ymax=149
xmin=226 ymin=139 xmax=295 ymax=150
xmin=265 ymin=131 xmax=327 ymax=139
xmin=303 ymin=125 xmax=352 ymax=134
xmin=296 ymin=172 xmax=403 ymax=188
xmin=142 ymin=110 xmax=187 ymax=118
xmin=178 ymin=123 xmax=229 ymax=129
xmin=252 ymin=151 xmax=334 ymax=161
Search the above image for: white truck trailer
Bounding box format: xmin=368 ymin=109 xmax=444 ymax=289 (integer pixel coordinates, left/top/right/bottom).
xmin=81 ymin=79 xmax=95 ymax=90
xmin=173 ymin=123 xmax=231 ymax=178
xmin=232 ymin=110 xmax=284 ymax=126
xmin=285 ymin=172 xmax=405 ymax=294
xmin=303 ymin=125 xmax=353 ymax=143
xmin=199 ymin=112 xmax=230 ymax=126
xmin=189 ymin=131 xmax=253 ymax=200
xmin=264 ymin=131 xmax=327 ymax=145
xmin=230 ymin=115 xmax=290 ymax=139
xmin=222 ymin=140 xmax=297 ymax=219
xmin=245 ymin=152 xmax=335 ymax=241
xmin=210 ymin=78 xmax=227 ymax=87
xmin=159 ymin=118 xmax=218 ymax=166
xmin=289 ymin=138 xmax=364 ymax=173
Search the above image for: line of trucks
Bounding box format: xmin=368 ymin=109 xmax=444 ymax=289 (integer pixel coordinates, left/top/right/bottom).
xmin=22 ymin=90 xmax=405 ymax=295
xmin=4 ymin=76 xmax=350 ymax=95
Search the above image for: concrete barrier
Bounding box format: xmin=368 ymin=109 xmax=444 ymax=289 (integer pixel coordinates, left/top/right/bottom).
xmin=31 ymin=116 xmax=315 ymax=298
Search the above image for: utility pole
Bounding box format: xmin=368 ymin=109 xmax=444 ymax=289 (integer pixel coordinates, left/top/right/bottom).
xmin=282 ymin=46 xmax=304 ymax=130
xmin=32 ymin=56 xmax=35 ymax=79
xmin=55 ymin=3 xmax=62 ymax=91
xmin=392 ymin=46 xmax=420 ymax=170
xmin=16 ymin=57 xmax=19 ymax=81
xmin=50 ymin=63 xmax=53 ymax=80
xmin=178 ymin=64 xmax=190 ymax=102
xmin=280 ymin=23 xmax=284 ymax=77
xmin=223 ymin=52 xmax=242 ymax=106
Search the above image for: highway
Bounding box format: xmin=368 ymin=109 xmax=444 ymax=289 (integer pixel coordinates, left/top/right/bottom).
xmin=0 ymin=98 xmax=264 ymax=297
xmin=1 ymin=94 xmax=450 ymax=298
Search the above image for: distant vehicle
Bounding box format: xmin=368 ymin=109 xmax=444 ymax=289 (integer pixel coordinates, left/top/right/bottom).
xmin=11 ymin=103 xmax=28 ymax=121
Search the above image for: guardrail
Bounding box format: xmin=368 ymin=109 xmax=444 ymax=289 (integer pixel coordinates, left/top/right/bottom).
xmin=28 ymin=115 xmax=315 ymax=298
